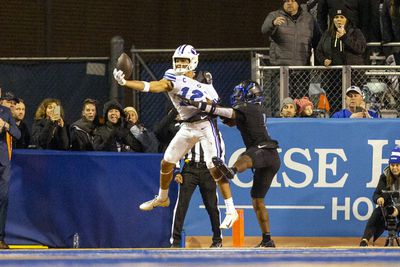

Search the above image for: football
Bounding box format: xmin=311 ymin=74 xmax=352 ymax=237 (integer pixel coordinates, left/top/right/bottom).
xmin=116 ymin=52 xmax=133 ymax=79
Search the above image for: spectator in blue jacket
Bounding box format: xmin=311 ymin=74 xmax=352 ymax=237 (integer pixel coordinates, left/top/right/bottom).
xmin=0 ymin=90 xmax=21 ymax=249
xmin=331 ymin=86 xmax=379 ymax=118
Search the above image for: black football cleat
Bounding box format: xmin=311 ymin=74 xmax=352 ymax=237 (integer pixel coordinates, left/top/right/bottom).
xmin=255 ymin=240 xmax=276 ymax=248
xmin=210 ymin=241 xmax=223 ymax=248
xmin=212 ymin=157 xmax=235 ymax=179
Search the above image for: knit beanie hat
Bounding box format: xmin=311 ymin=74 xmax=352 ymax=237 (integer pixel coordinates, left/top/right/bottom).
xmin=281 ymin=97 xmax=297 ymax=112
xmin=294 ymin=96 xmax=314 ymax=115
xmin=103 ymin=100 xmax=124 ymax=122
xmin=389 ymin=146 xmax=400 ymax=164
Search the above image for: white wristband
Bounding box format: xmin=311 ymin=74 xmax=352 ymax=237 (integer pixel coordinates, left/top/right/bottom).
xmin=142 ymin=81 xmax=150 ymax=92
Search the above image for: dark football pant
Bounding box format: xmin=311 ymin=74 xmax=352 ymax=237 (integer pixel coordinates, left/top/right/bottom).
xmin=171 ymin=162 xmax=222 ymax=246
xmin=0 ymin=164 xmax=10 ymax=241
xmin=243 ymin=147 xmax=281 ymax=198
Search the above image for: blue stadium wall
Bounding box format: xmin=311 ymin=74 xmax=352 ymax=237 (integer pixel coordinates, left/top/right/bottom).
xmin=6 ymin=119 xmax=400 ymax=247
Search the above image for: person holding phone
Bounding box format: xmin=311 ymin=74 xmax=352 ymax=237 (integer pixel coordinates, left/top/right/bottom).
xmin=331 ymin=86 xmax=379 ymax=118
xmin=31 ymin=98 xmax=69 ymax=150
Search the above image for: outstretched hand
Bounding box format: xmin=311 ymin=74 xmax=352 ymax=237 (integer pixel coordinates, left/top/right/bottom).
xmin=113 ymin=68 xmax=127 ymax=86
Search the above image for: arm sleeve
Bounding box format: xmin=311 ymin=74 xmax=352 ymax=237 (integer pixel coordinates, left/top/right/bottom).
xmin=261 ymin=12 xmax=277 ymax=35
xmin=315 ymin=33 xmax=328 ymax=65
xmin=196 ymin=101 xmax=234 ymax=118
xmin=317 ymin=0 xmax=328 ymax=32
xmin=7 ymin=113 xmax=21 ymax=140
xmin=341 ymin=28 xmax=366 ymax=55
xmin=381 ymin=2 xmax=394 ymax=42
xmin=373 ymin=174 xmax=387 ymax=204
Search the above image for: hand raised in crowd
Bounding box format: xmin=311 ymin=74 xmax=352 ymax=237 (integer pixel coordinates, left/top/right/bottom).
xmin=49 ymin=111 xmax=64 ymax=127
xmin=336 ymin=25 xmax=346 ymax=38
xmin=377 ymin=197 xmax=384 ymax=206
xmin=273 ymin=16 xmax=285 ymax=26
xmin=323 ymin=59 xmax=332 ymax=67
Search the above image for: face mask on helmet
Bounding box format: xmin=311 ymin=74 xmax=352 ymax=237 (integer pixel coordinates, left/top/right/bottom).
xmin=172 ymin=44 xmax=199 ymax=75
xmin=230 ymin=80 xmax=264 ymax=106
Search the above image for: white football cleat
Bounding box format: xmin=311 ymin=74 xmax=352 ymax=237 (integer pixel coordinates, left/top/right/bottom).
xmin=219 ymin=210 xmax=239 ymax=229
xmin=139 ymin=195 xmax=170 ymax=211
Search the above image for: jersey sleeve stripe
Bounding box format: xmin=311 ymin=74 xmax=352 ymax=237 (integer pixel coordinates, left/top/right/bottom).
xmin=163 ymin=70 xmax=176 ymax=82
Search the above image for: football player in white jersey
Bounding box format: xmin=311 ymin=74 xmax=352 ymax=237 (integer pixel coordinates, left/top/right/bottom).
xmin=113 ymin=44 xmax=238 ymax=229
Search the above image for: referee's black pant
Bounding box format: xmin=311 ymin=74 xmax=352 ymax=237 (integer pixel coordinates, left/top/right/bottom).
xmin=171 ymin=162 xmax=222 ymax=246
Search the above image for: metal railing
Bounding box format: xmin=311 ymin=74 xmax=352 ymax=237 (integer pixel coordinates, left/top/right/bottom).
xmin=252 ymin=53 xmax=400 ymax=118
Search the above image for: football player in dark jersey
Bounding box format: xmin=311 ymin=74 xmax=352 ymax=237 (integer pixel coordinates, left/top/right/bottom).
xmin=179 ymin=80 xmax=281 ymax=247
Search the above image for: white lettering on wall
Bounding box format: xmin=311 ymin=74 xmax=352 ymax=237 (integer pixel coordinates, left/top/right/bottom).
xmin=314 ymin=149 xmax=348 ymax=188
xmin=367 ymin=140 xmax=388 ymax=188
xmin=282 ymin=148 xmax=313 ymax=188
xmin=352 ymin=197 xmax=374 ymax=221
xmin=332 ymin=197 xmax=350 ymax=220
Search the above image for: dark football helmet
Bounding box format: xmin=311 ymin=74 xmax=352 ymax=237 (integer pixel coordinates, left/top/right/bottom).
xmin=230 ymin=80 xmax=264 ymax=106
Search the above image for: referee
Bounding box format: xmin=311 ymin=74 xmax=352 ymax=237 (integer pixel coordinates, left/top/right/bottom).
xmin=170 ymin=133 xmax=224 ymax=248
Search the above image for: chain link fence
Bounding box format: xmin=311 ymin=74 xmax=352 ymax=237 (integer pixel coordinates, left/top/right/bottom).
xmin=254 ymin=55 xmax=400 ymax=118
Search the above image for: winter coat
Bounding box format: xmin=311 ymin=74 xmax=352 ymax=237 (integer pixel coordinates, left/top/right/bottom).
xmin=93 ymin=121 xmax=143 ymax=152
xmin=31 ymin=118 xmax=69 ymax=150
xmin=261 ymin=6 xmax=320 ymax=66
xmin=382 ymin=0 xmax=400 ymax=42
xmin=315 ymin=23 xmax=366 ymax=65
xmin=70 ymin=117 xmax=97 ymax=151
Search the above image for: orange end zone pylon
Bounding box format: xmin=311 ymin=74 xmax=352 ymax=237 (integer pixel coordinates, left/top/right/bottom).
xmin=232 ymin=209 xmax=244 ymax=247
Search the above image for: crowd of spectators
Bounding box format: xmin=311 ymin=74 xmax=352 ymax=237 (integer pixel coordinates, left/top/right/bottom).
xmin=3 ymin=92 xmax=163 ymax=153
xmin=262 ymin=0 xmax=397 ymax=118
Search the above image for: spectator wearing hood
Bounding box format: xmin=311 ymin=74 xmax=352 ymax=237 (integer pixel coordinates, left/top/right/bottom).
xmin=93 ymin=100 xmax=142 ymax=152
xmin=31 ymin=98 xmax=69 ymax=150
xmin=315 ymin=9 xmax=366 ymax=114
xmin=316 ymin=9 xmax=366 ymax=66
xmin=70 ymin=98 xmax=99 ymax=151
xmin=261 ymin=0 xmax=321 ymax=66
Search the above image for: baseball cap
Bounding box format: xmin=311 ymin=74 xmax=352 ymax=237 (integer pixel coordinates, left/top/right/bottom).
xmin=346 ymin=86 xmax=362 ymax=96
xmin=0 ymin=91 xmax=19 ymax=103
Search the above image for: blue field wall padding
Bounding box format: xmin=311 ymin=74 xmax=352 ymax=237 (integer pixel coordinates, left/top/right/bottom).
xmin=7 ymin=151 xmax=177 ymax=248
xmin=6 ymin=119 xmax=400 ymax=248
xmin=183 ymin=119 xmax=400 ymax=237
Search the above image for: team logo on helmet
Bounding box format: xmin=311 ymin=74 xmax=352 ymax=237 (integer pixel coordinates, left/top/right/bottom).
xmin=230 ymin=80 xmax=264 ymax=106
xmin=172 ymin=44 xmax=199 ymax=75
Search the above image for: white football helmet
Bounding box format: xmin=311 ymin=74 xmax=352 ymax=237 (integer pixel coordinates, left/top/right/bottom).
xmin=172 ymin=44 xmax=199 ymax=75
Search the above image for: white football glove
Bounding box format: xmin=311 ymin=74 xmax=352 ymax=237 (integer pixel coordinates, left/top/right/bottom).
xmin=113 ymin=68 xmax=126 ymax=86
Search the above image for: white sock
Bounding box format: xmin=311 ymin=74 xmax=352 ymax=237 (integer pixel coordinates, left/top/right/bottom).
xmin=158 ymin=188 xmax=169 ymax=200
xmin=224 ymin=197 xmax=235 ymax=214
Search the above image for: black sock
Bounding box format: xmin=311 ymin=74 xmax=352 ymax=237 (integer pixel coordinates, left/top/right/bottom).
xmin=231 ymin=166 xmax=238 ymax=174
xmin=262 ymin=233 xmax=271 ymax=242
